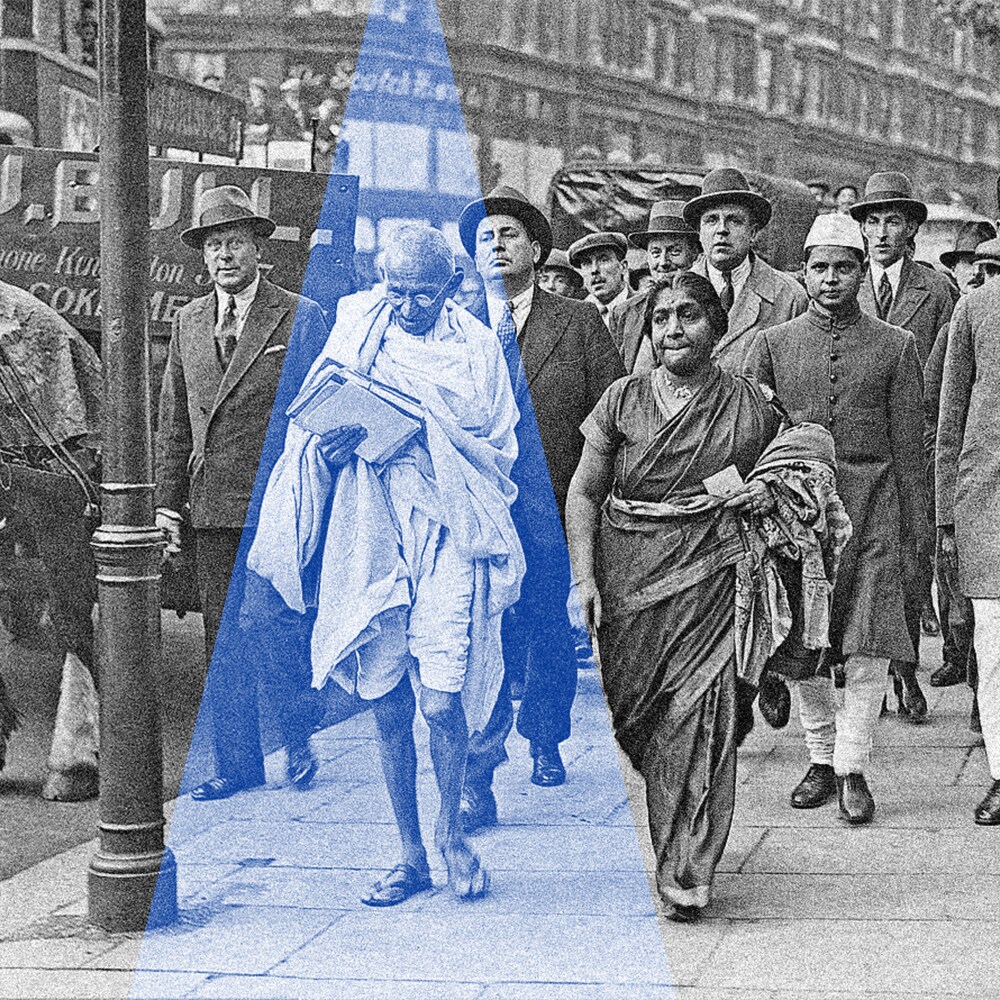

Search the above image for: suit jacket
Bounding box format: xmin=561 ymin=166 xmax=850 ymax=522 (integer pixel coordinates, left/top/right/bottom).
xmin=935 ymin=283 xmax=1000 ymax=596
xmin=858 ymin=258 xmax=956 ymax=366
xmin=156 ymin=278 xmax=329 ymax=529
xmin=607 ymin=288 xmax=652 ymax=374
xmin=692 ymin=254 xmax=808 ymax=373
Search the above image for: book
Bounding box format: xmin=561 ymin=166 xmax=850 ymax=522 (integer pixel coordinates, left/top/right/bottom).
xmin=287 ymin=359 xmax=424 ymax=465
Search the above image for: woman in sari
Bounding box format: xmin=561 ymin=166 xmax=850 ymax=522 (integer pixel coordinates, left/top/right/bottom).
xmin=565 ymin=271 xmax=785 ymax=922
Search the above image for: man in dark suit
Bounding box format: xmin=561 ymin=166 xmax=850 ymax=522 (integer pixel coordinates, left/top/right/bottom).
xmin=851 ymin=171 xmax=957 ymax=717
xmin=156 ymin=185 xmax=329 ymax=800
xmin=456 ymin=186 xmax=625 ymax=827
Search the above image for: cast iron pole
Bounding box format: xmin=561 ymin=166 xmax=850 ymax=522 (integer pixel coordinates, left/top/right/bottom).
xmin=88 ymin=0 xmax=177 ymax=931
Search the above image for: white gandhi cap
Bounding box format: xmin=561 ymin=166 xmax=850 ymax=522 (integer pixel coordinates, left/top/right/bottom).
xmin=803 ymin=212 xmax=865 ymax=253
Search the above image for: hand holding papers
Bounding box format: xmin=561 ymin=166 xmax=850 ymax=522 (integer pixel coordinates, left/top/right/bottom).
xmin=287 ymin=359 xmax=424 ymax=465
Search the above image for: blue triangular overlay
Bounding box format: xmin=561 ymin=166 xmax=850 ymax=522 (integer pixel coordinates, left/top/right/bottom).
xmin=132 ymin=2 xmax=675 ymax=995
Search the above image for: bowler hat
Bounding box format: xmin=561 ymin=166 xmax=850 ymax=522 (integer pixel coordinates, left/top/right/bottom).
xmin=567 ymin=231 xmax=627 ymax=267
xmin=458 ymin=185 xmax=553 ymax=265
xmin=629 ymin=200 xmax=698 ymax=248
xmin=849 ymin=171 xmax=927 ymax=225
xmin=973 ymin=236 xmax=1000 ymax=267
xmin=682 ymin=168 xmax=772 ymax=230
xmin=539 ymin=248 xmax=583 ymax=287
xmin=181 ymin=185 xmax=276 ymax=247
xmin=940 ymin=220 xmax=998 ymax=269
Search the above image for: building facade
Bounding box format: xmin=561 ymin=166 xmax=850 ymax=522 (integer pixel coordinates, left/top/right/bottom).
xmin=149 ymin=0 xmax=1000 ymax=216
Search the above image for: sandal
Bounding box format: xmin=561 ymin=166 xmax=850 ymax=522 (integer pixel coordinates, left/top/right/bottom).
xmin=361 ymin=863 xmax=433 ymax=907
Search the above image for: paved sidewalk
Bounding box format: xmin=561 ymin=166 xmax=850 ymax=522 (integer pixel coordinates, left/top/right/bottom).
xmin=1 ymin=651 xmax=998 ymax=999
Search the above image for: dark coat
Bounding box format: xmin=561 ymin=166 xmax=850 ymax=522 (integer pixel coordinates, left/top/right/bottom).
xmin=692 ymin=254 xmax=808 ymax=374
xmin=746 ymin=303 xmax=926 ymax=662
xmin=936 ymin=283 xmax=1000 ymax=597
xmin=511 ymin=287 xmax=625 ymax=530
xmin=858 ymin=258 xmax=956 ymax=366
xmin=155 ymin=278 xmax=329 ymax=529
xmin=607 ymin=287 xmax=652 ymax=374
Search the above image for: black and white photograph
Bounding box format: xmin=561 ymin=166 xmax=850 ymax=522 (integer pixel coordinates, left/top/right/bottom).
xmin=0 ymin=1 xmax=999 ymax=997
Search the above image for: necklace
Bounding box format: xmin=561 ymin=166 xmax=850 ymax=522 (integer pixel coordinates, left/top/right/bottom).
xmin=661 ymin=375 xmax=693 ymax=399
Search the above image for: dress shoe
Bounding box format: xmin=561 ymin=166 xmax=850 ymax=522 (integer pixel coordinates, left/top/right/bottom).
xmin=930 ymin=660 xmax=967 ymax=687
xmin=190 ymin=776 xmax=262 ymax=801
xmin=758 ymin=672 xmax=791 ymax=730
xmin=530 ymin=744 xmax=566 ymax=787
xmin=459 ymin=784 xmax=498 ymax=834
xmin=892 ymin=662 xmax=928 ymax=722
xmin=837 ymin=772 xmax=875 ymax=825
xmin=790 ymin=763 xmax=837 ymax=809
xmin=287 ymin=741 xmax=318 ymax=788
xmin=974 ymin=780 xmax=1000 ymax=825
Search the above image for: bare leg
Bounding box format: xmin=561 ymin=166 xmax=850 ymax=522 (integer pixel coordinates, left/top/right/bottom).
xmin=371 ymin=678 xmax=428 ymax=874
xmin=420 ymin=687 xmax=488 ymax=898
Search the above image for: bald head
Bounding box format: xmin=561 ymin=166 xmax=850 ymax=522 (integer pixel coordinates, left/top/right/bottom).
xmin=383 ymin=224 xmax=455 ymax=285
xmin=382 ymin=224 xmax=462 ymax=336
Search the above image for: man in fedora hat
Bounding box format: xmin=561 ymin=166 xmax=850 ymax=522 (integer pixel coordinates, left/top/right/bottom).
xmin=156 ymin=184 xmax=330 ymax=800
xmin=747 ymin=212 xmax=926 ymax=825
xmin=937 ymin=254 xmax=1000 ymax=826
xmin=851 ymin=171 xmax=957 ymax=713
xmin=685 ymin=167 xmax=807 ymax=373
xmin=536 ymin=247 xmax=584 ymax=299
xmin=456 ymin=186 xmax=624 ymax=826
xmin=608 ymin=200 xmax=701 ymax=373
xmin=923 ymin=223 xmax=997 ymax=694
xmin=567 ymin=231 xmax=629 ymax=323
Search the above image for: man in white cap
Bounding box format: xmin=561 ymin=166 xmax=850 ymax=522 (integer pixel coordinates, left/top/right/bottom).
xmin=157 ymin=184 xmax=330 ymax=800
xmin=746 ymin=212 xmax=926 ymax=825
xmin=685 ymin=167 xmax=807 ymax=372
xmin=567 ymin=231 xmax=629 ymax=323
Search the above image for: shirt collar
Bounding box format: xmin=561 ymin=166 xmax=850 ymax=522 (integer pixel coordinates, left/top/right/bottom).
xmin=486 ymin=282 xmax=533 ymax=331
xmin=706 ymin=253 xmax=753 ymax=298
xmin=215 ymin=273 xmax=260 ymax=318
xmin=870 ymin=257 xmax=905 ymax=294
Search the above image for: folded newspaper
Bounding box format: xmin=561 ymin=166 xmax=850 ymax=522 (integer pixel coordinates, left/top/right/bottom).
xmin=286 ymin=358 xmax=424 ymax=465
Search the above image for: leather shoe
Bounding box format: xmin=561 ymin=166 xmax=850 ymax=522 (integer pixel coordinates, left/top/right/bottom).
xmin=459 ymin=784 xmax=498 ymax=834
xmin=790 ymin=763 xmax=837 ymax=809
xmin=287 ymin=741 xmax=318 ymax=788
xmin=530 ymin=744 xmax=566 ymax=787
xmin=758 ymin=672 xmax=791 ymax=729
xmin=974 ymin=780 xmax=1000 ymax=825
xmin=190 ymin=776 xmax=262 ymax=801
xmin=930 ymin=660 xmax=967 ymax=687
xmin=892 ymin=663 xmax=928 ymax=722
xmin=837 ymin=772 xmax=875 ymax=825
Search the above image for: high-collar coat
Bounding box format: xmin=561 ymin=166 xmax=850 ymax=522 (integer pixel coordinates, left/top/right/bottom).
xmin=935 ymin=282 xmax=1000 ymax=597
xmin=155 ymin=278 xmax=329 ymax=529
xmin=746 ymin=303 xmax=926 ymax=662
xmin=692 ymin=254 xmax=808 ymax=374
xmin=858 ymin=257 xmax=956 ymax=366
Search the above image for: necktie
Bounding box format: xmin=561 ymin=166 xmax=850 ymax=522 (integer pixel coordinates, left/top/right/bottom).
xmin=876 ymin=272 xmax=893 ymax=320
xmin=719 ymin=270 xmax=734 ymax=312
xmin=216 ymin=295 xmax=238 ymax=367
xmin=496 ymin=300 xmax=517 ymax=353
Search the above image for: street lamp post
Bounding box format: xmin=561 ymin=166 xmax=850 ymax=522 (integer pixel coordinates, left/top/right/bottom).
xmin=88 ymin=0 xmax=177 ymax=931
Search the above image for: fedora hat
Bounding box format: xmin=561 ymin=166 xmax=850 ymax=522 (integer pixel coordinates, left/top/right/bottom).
xmin=567 ymin=231 xmax=627 ymax=267
xmin=539 ymin=247 xmax=583 ymax=287
xmin=849 ymin=171 xmax=927 ymax=225
xmin=629 ymin=200 xmax=698 ymax=248
xmin=458 ymin=185 xmax=553 ymax=265
xmin=682 ymin=168 xmax=772 ymax=230
xmin=181 ymin=185 xmax=276 ymax=248
xmin=973 ymin=236 xmax=1000 ymax=267
xmin=940 ymin=220 xmax=998 ymax=269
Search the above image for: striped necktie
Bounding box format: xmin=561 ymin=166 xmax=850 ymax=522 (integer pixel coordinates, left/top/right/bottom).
xmin=216 ymin=294 xmax=238 ymax=367
xmin=876 ymin=272 xmax=893 ymax=320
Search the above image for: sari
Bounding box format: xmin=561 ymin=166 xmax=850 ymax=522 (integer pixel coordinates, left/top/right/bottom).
xmin=581 ymin=366 xmax=782 ymax=909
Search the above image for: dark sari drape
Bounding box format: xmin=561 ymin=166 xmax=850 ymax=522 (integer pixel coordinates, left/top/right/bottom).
xmin=582 ymin=367 xmax=780 ymax=904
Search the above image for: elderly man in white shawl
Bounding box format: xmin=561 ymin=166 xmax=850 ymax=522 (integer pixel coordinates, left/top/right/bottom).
xmin=247 ymin=224 xmax=524 ymax=905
